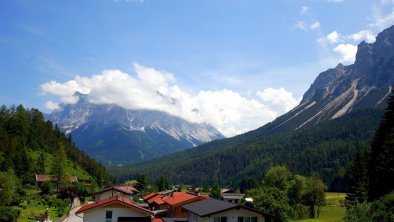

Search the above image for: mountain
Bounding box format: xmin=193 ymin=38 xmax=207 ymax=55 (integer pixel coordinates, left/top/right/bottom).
xmin=114 ymin=25 xmax=394 ymax=190
xmin=46 ymin=93 xmax=224 ymax=165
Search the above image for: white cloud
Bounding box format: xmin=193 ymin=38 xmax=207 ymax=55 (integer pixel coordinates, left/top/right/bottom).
xmin=40 ymin=63 xmax=299 ymax=137
xmin=310 ymin=22 xmax=321 ymax=30
xmin=327 ymin=31 xmax=341 ymax=44
xmin=45 ymin=101 xmax=60 ymax=110
xmin=327 ymin=0 xmax=344 ymax=2
xmin=257 ymin=88 xmax=300 ymax=114
xmin=333 ymin=43 xmax=357 ymax=63
xmin=349 ymin=30 xmax=376 ymax=43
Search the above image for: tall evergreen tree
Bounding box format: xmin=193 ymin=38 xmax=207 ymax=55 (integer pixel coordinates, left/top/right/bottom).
xmin=346 ymin=150 xmax=370 ymax=204
xmin=368 ymin=91 xmax=394 ymax=200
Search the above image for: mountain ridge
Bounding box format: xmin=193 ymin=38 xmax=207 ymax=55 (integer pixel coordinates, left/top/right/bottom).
xmin=46 ymin=92 xmax=224 ymax=165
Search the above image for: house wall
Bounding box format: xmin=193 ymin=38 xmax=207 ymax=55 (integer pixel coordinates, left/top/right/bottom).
xmin=187 ymin=208 xmax=265 ymax=222
xmin=83 ymin=206 xmax=151 ymax=222
xmin=95 ymin=190 xmax=133 ymax=202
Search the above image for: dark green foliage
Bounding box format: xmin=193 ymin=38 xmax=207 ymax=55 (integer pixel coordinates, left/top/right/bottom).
xmin=114 ymin=109 xmax=382 ymax=191
xmin=0 ymin=104 xmax=114 ymax=196
xmin=247 ymin=166 xmax=326 ymax=222
xmin=0 ymin=170 xmax=17 ymax=206
xmin=346 ymin=150 xmax=369 ymax=204
xmin=155 ymin=176 xmax=170 ymax=191
xmin=368 ymin=91 xmax=394 ymax=200
xmin=135 ymin=174 xmax=149 ymax=193
xmin=239 ymin=177 xmax=258 ymax=193
xmin=0 ymin=206 xmax=21 ymax=222
xmin=210 ymin=183 xmax=221 ymax=199
xmin=345 ymin=191 xmax=394 ymax=222
xmin=247 ymin=187 xmax=293 ymax=222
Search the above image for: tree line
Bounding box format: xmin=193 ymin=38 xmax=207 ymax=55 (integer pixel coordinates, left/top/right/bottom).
xmin=345 ymin=91 xmax=394 ymax=222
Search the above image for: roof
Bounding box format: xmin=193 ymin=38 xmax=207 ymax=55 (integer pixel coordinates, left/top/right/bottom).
xmin=162 ymin=192 xmax=202 ymax=206
xmin=147 ymin=195 xmax=164 ymax=204
xmin=182 ymin=199 xmax=275 ymax=218
xmin=92 ymin=185 xmax=137 ymax=196
xmin=222 ymin=193 xmax=245 ymax=200
xmin=153 ymin=197 xmax=165 ymax=205
xmin=35 ymin=174 xmax=78 ymax=183
xmin=144 ymin=192 xmax=159 ymax=201
xmin=182 ymin=198 xmax=238 ymax=217
xmin=153 ymin=219 xmax=164 ymax=222
xmin=116 ymin=184 xmax=139 ymax=193
xmin=76 ymin=196 xmax=154 ymax=215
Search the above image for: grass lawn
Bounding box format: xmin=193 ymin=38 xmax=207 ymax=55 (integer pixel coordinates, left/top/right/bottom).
xmin=293 ymin=206 xmax=346 ymax=222
xmin=292 ymin=192 xmax=346 ymax=222
xmin=18 ymin=205 xmax=59 ymax=222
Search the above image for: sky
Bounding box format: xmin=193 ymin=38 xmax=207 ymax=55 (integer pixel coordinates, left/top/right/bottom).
xmin=1 ymin=0 xmax=394 ymax=136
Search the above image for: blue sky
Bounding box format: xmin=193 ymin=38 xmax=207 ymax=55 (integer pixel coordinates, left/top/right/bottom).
xmin=1 ymin=0 xmax=394 ymax=136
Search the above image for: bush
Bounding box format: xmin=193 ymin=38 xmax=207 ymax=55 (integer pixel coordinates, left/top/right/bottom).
xmin=345 ymin=202 xmax=372 ymax=222
xmin=0 ymin=206 xmax=21 ymax=222
xmin=371 ymin=192 xmax=394 ymax=222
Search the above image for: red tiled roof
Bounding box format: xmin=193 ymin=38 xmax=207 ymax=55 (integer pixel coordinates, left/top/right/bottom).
xmin=153 ymin=197 xmax=165 ymax=205
xmin=162 ymin=192 xmax=202 ymax=206
xmin=143 ymin=192 xmax=158 ymax=201
xmin=147 ymin=194 xmax=163 ymax=204
xmin=76 ymin=196 xmax=154 ymax=215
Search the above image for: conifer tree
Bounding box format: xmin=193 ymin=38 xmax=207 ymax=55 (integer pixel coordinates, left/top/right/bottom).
xmin=368 ymin=91 xmax=394 ymax=200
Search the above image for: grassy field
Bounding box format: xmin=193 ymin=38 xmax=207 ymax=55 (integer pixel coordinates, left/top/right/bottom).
xmin=18 ymin=205 xmax=59 ymax=222
xmin=292 ymin=192 xmax=346 ymax=222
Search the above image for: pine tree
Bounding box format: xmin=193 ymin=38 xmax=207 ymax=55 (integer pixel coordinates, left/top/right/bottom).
xmin=346 ymin=150 xmax=369 ymax=204
xmin=368 ymin=91 xmax=394 ymax=200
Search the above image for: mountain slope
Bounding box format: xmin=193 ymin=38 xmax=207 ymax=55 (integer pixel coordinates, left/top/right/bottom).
xmin=114 ymin=25 xmax=394 ymax=190
xmin=46 ymin=93 xmax=224 ymax=165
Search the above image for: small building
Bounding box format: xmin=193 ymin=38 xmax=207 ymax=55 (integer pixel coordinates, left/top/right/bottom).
xmin=76 ymin=196 xmax=154 ymax=222
xmin=92 ymin=185 xmax=138 ymax=202
xmin=182 ymin=198 xmax=274 ymax=222
xmin=35 ymin=174 xmax=78 ymax=184
xmin=221 ymin=193 xmax=245 ymax=204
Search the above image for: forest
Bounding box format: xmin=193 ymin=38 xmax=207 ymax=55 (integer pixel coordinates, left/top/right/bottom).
xmin=0 ymin=105 xmax=114 ymax=221
xmin=113 ymin=108 xmax=384 ymax=191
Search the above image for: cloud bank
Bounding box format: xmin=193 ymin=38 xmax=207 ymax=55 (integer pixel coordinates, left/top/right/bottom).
xmin=41 ymin=63 xmax=299 ymax=137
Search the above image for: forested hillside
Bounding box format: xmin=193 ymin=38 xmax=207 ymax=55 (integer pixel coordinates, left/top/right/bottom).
xmin=113 ymin=108 xmax=384 ymax=190
xmin=0 ymin=104 xmax=114 ymax=221
xmin=0 ymin=105 xmax=114 ymax=185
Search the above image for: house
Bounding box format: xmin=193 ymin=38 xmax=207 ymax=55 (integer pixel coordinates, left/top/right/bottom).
xmin=35 ymin=174 xmax=78 ymax=184
xmin=162 ymin=192 xmax=207 ymax=218
xmin=93 ymin=185 xmax=139 ymax=202
xmin=182 ymin=198 xmax=274 ymax=222
xmin=221 ymin=193 xmax=245 ymax=204
xmin=76 ymin=196 xmax=154 ymax=222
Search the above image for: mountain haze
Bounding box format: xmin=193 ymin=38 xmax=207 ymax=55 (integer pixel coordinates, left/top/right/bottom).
xmin=47 ymin=93 xmax=224 ymax=165
xmin=114 ymin=25 xmax=394 ymax=189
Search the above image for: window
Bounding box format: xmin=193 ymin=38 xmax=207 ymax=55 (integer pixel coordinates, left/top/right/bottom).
xmin=238 ymin=216 xmax=257 ymax=222
xmin=105 ymin=211 xmax=112 ymax=222
xmin=214 ymin=217 xmax=227 ymax=222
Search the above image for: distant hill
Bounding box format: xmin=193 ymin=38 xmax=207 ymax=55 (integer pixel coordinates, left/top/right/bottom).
xmin=46 ymin=93 xmax=224 ymax=165
xmin=113 ymin=25 xmax=394 ymax=190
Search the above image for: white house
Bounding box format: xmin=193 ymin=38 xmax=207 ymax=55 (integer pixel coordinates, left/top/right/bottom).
xmin=76 ymin=196 xmax=154 ymax=222
xmin=182 ymin=198 xmax=274 ymax=222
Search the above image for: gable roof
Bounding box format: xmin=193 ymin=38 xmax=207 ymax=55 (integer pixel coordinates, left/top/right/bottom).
xmin=92 ymin=185 xmax=137 ymax=196
xmin=76 ymin=196 xmax=154 ymax=215
xmin=147 ymin=194 xmax=164 ymax=204
xmin=182 ymin=199 xmax=274 ymax=218
xmin=182 ymin=198 xmax=238 ymax=217
xmin=221 ymin=193 xmax=245 ymax=200
xmin=162 ymin=192 xmax=202 ymax=206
